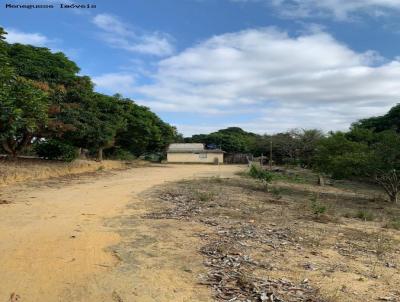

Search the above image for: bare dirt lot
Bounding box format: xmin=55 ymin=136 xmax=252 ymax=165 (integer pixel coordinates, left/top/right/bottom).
xmin=1 ymin=164 xmax=400 ymax=302
xmin=144 ymin=170 xmax=400 ymax=302
xmin=0 ymin=164 xmax=241 ymax=302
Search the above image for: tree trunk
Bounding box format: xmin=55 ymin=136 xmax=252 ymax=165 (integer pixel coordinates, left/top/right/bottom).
xmin=1 ymin=133 xmax=33 ymax=160
xmin=390 ymin=192 xmax=398 ymax=203
xmin=16 ymin=133 xmax=32 ymax=154
xmin=318 ymin=175 xmax=325 ymax=186
xmin=2 ymin=141 xmax=17 ymax=159
xmin=97 ymin=147 xmax=103 ymax=162
xmin=2 ymin=141 xmax=12 ymax=155
xmin=376 ymin=170 xmax=400 ymax=204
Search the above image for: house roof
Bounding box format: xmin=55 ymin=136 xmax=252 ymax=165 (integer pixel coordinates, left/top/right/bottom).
xmin=167 ymin=149 xmax=224 ymax=154
xmin=168 ymin=143 xmax=204 ymax=152
xmin=167 ymin=143 xmax=224 ymax=153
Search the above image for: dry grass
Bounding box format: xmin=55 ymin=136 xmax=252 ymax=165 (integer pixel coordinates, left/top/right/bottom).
xmin=149 ymin=171 xmax=400 ymax=302
xmin=0 ymin=158 xmax=145 ymax=186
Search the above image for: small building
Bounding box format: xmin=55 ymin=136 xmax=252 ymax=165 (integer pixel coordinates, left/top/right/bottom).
xmin=167 ymin=143 xmax=224 ymax=164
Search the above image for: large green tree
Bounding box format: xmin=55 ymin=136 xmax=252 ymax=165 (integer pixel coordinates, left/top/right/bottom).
xmin=114 ymin=95 xmax=178 ymax=156
xmin=314 ymin=129 xmax=400 ymax=203
xmin=313 ymin=131 xmax=372 ymax=179
xmin=354 ymin=103 xmax=400 ymax=133
xmin=0 ymin=28 xmax=79 ymax=157
xmin=187 ymin=127 xmax=258 ymax=153
xmin=61 ymin=93 xmax=126 ymax=161
xmin=7 ymin=43 xmax=79 ymax=85
xmin=0 ymin=28 xmax=183 ymax=161
xmin=0 ymin=77 xmax=49 ymax=157
xmin=370 ymin=131 xmax=400 ymax=203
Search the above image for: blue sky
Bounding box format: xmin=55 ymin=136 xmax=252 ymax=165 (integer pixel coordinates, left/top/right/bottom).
xmin=2 ymin=0 xmax=400 ymax=135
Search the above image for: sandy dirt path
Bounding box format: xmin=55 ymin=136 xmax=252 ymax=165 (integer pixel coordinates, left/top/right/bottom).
xmin=0 ymin=164 xmax=242 ymax=302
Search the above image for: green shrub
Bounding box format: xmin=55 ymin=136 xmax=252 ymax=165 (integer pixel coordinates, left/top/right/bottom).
xmin=35 ymin=139 xmax=78 ymax=162
xmin=310 ymin=194 xmax=327 ymax=216
xmin=311 ymin=201 xmax=327 ymax=215
xmin=355 ymin=210 xmax=374 ymax=221
xmin=248 ymin=164 xmax=273 ymax=190
xmin=106 ymin=148 xmax=136 ymax=160
xmin=144 ymin=153 xmax=163 ymax=162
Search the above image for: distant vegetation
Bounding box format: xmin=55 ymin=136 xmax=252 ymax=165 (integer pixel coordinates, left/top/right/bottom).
xmin=0 ymin=27 xmax=179 ymax=161
xmin=185 ymin=104 xmax=400 ymax=203
xmin=1 ymin=25 xmax=400 ymax=202
xmin=315 ymin=107 xmax=400 ymax=203
xmin=186 ymin=127 xmax=323 ymax=167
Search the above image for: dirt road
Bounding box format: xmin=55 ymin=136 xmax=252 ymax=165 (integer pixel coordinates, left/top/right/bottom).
xmin=0 ymin=164 xmax=242 ymax=302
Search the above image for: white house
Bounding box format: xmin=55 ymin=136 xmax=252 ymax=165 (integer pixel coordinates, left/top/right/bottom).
xmin=167 ymin=143 xmax=224 ymax=164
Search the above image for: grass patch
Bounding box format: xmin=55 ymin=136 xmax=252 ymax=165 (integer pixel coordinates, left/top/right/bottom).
xmin=270 ymin=186 xmax=282 ymax=199
xmin=194 ymin=190 xmax=215 ymax=202
xmin=310 ymin=196 xmax=327 ymax=216
xmin=384 ymin=218 xmax=400 ymax=230
xmin=355 ymin=210 xmax=375 ymax=221
xmin=235 ymin=170 xmax=250 ymax=178
xmin=271 ymin=172 xmax=308 ymax=184
xmin=310 ymin=200 xmax=327 ymax=216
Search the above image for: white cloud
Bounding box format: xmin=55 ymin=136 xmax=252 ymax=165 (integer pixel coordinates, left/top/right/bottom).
xmin=4 ymin=28 xmax=80 ymax=59
xmin=122 ymin=28 xmax=400 ymax=134
xmin=235 ymin=0 xmax=400 ymax=20
xmin=92 ymin=14 xmax=174 ymax=56
xmin=5 ymin=28 xmax=51 ymax=46
xmin=175 ymin=124 xmax=229 ymax=136
xmin=92 ymin=13 xmax=131 ymax=36
xmin=92 ymin=73 xmax=136 ymax=94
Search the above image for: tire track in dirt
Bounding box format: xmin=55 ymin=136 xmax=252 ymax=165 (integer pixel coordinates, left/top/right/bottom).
xmin=0 ymin=164 xmax=242 ymax=302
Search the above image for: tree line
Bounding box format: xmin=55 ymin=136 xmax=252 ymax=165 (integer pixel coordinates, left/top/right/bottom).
xmin=185 ymin=127 xmax=323 ymax=167
xmin=0 ymin=27 xmax=179 ymax=161
xmin=185 ymin=104 xmax=400 ymax=203
xmin=315 ymin=105 xmax=400 ymax=203
xmin=1 ymin=25 xmax=399 ymax=202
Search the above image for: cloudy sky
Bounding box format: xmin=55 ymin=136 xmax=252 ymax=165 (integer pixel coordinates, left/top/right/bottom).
xmin=2 ymin=0 xmax=400 ymax=135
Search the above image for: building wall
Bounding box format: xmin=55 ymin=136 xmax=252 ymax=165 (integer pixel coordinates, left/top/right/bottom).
xmin=167 ymin=152 xmax=223 ymax=164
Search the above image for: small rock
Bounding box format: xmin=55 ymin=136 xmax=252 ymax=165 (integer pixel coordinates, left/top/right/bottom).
xmin=385 ymin=262 xmax=397 ymax=268
xmin=9 ymin=293 xmax=20 ymax=302
xmin=378 ymin=297 xmax=396 ymax=301
xmin=303 ymin=263 xmax=317 ymax=271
